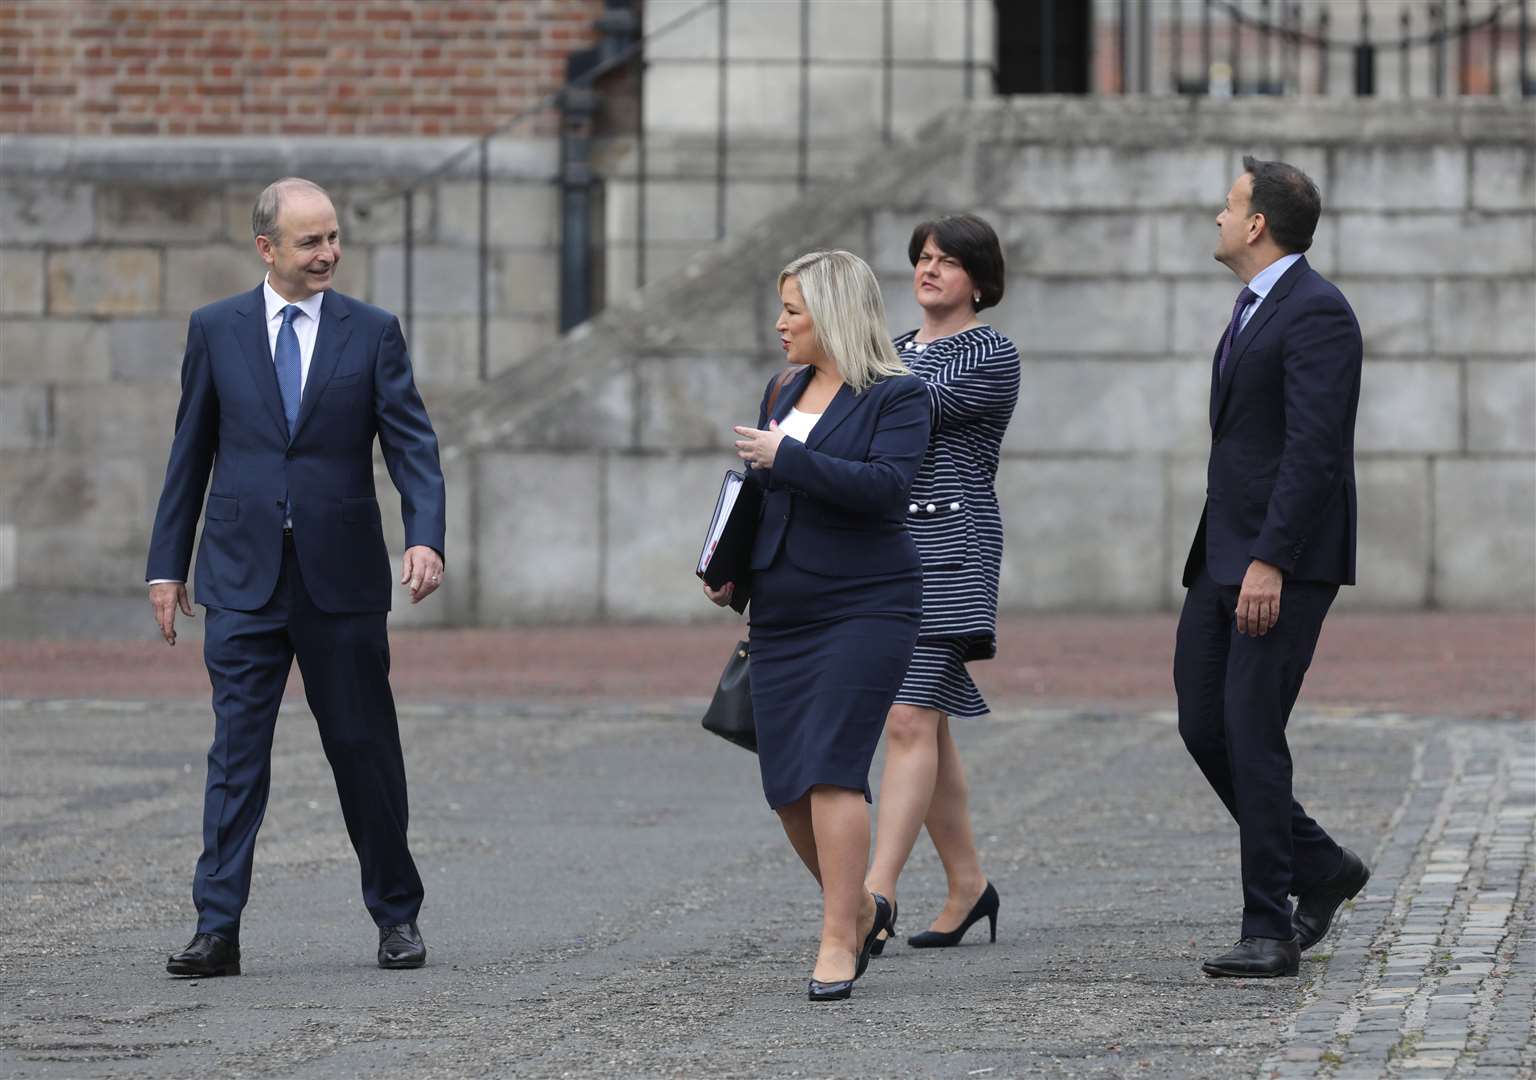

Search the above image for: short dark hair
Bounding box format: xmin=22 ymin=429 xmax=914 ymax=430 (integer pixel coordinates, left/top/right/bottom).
xmin=907 ymin=213 xmax=1006 ymax=312
xmin=1242 ymin=155 xmax=1321 ymax=255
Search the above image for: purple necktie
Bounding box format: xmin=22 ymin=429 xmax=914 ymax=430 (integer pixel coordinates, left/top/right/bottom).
xmin=1218 ymin=286 xmax=1258 ymax=377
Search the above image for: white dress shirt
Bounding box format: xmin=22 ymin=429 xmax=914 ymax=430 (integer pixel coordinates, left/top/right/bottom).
xmin=264 ymin=275 xmax=325 ymax=393
xmin=148 ymin=279 xmax=327 ymax=585
xmin=1238 ymin=252 xmax=1303 ymax=334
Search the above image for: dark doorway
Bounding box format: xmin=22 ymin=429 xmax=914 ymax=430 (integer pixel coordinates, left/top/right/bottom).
xmin=995 ymin=0 xmax=1093 ymax=94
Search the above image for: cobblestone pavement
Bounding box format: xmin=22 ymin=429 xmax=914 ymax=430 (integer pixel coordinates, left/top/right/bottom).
xmin=1258 ymin=724 xmax=1536 ymax=1080
xmin=1 ymin=694 xmax=1530 ymax=1079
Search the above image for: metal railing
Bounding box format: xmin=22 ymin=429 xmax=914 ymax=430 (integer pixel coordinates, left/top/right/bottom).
xmin=360 ymin=0 xmax=1530 ymax=389
xmin=353 ymin=0 xmax=990 ymax=383
xmin=1120 ymin=0 xmax=1534 ymax=98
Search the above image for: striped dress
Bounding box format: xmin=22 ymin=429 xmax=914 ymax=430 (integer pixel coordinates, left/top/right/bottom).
xmin=892 ymin=326 xmax=1021 ymax=718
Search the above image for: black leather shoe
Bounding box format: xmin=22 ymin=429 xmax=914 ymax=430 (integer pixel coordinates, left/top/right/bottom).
xmin=907 ymin=882 xmax=999 ymax=949
xmin=1293 ymin=847 xmax=1371 ymax=951
xmin=807 ymin=893 xmax=891 ymax=1002
xmin=868 ymin=899 xmax=898 ymax=958
xmin=855 ymin=893 xmax=892 ymax=980
xmin=378 ymin=922 xmax=426 ymax=969
xmin=166 ymin=932 xmax=240 ymax=977
xmin=1201 ymin=936 xmax=1300 ymax=978
xmin=807 ymin=977 xmax=853 ymax=1001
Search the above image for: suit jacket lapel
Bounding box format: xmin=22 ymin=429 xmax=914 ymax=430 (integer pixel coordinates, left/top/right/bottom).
xmin=290 ymin=290 xmax=353 ymax=442
xmin=804 ymin=380 xmax=871 ymax=452
xmin=233 ymin=285 xmax=291 ymax=441
xmin=770 ymin=365 xmax=814 ymax=426
xmin=1212 ymin=256 xmax=1310 ymax=429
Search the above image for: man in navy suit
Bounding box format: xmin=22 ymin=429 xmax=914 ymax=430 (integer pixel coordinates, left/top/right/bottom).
xmin=1175 ymin=157 xmax=1371 ymax=979
xmin=146 ymin=177 xmax=446 ymax=976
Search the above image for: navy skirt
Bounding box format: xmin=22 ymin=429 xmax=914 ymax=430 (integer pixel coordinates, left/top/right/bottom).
xmin=748 ymin=554 xmax=921 ymax=809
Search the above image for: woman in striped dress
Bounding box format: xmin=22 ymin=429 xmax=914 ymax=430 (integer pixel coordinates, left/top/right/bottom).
xmin=866 ymin=214 xmax=1021 ymax=952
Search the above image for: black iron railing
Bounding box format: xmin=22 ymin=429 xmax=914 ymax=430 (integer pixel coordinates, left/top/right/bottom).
xmin=1125 ymin=0 xmax=1535 ymax=98
xmin=361 ymin=0 xmax=1530 ymax=387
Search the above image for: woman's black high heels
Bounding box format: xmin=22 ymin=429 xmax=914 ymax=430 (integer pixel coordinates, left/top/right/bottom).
xmin=906 ymin=882 xmax=999 ymax=949
xmin=867 ymin=900 xmax=898 ymax=957
xmin=808 ymin=892 xmax=891 ymax=1002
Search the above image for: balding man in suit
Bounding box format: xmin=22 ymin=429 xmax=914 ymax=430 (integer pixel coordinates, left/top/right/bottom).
xmin=147 ymin=177 xmax=446 ymax=976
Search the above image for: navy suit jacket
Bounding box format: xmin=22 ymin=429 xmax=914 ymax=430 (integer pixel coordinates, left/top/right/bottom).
xmin=748 ymin=366 xmax=930 ymax=577
xmin=146 ymin=285 xmax=446 ymax=613
xmin=1183 ymin=256 xmax=1362 ymax=588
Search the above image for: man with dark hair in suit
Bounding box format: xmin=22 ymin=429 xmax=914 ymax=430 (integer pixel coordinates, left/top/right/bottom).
xmin=147 ymin=177 xmax=446 ymax=976
xmin=1176 ymin=156 xmax=1372 ymax=979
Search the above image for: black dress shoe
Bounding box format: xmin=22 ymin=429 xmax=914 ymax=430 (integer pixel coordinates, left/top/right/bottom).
xmin=868 ymin=899 xmax=898 ymax=958
xmin=378 ymin=922 xmax=426 ymax=969
xmin=855 ymin=893 xmax=892 ymax=980
xmin=1201 ymin=936 xmax=1300 ymax=978
xmin=166 ymin=932 xmax=240 ymax=977
xmin=1293 ymin=847 xmax=1371 ymax=951
xmin=807 ymin=892 xmax=892 ymax=1002
xmin=907 ymin=882 xmax=999 ymax=949
xmin=807 ymin=977 xmax=853 ymax=1001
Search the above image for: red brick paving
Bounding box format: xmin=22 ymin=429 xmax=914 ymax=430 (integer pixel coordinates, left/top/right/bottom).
xmin=2 ymin=614 xmax=1531 ymax=718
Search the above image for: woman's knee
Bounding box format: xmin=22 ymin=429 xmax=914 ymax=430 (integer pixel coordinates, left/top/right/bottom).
xmin=886 ymin=703 xmax=942 ymax=748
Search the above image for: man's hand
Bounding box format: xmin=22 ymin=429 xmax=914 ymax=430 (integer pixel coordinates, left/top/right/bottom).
xmin=149 ymin=583 xmax=194 ymax=646
xmin=401 ymin=545 xmax=444 ymax=605
xmin=703 ymin=580 xmax=735 ymax=607
xmin=1236 ymin=558 xmax=1283 ymax=637
xmin=733 ymin=420 xmax=786 ymax=469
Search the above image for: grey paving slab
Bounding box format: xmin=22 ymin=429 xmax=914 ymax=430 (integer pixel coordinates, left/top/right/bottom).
xmin=0 ymin=701 xmax=1529 ymax=1079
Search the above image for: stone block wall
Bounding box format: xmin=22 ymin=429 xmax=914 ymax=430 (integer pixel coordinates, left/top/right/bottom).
xmin=0 ymin=137 xmax=561 ymax=618
xmin=445 ymin=97 xmax=1535 ymax=622
xmin=1 ymin=97 xmax=1531 ymax=630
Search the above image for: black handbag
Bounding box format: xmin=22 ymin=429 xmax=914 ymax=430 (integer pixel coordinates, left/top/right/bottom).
xmin=701 ymin=640 xmax=756 ymax=752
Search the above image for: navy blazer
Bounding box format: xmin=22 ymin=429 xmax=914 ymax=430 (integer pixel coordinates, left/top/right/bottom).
xmin=145 ymin=285 xmax=446 ymax=613
xmin=747 ymin=367 xmax=930 ymax=578
xmin=1183 ymin=257 xmax=1362 ymax=588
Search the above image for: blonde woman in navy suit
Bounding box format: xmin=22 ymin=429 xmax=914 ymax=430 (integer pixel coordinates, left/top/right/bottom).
xmin=703 ymin=250 xmax=930 ymax=1001
xmin=864 ymin=215 xmax=1021 ymax=955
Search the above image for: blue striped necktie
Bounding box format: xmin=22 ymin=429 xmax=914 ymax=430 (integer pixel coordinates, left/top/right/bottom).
xmin=275 ymin=304 xmax=302 ymax=434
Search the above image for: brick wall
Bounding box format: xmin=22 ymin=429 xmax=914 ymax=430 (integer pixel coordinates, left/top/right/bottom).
xmin=0 ymin=0 xmax=603 ymax=137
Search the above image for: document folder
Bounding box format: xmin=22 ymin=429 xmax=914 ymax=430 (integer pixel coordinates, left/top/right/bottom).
xmin=696 ymin=469 xmax=761 ymax=614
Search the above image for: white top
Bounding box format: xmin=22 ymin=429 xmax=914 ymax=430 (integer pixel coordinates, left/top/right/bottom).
xmin=777 ymin=407 xmax=821 ymax=443
xmin=1239 ymin=252 xmax=1303 ymax=334
xmin=264 ymin=276 xmax=324 ymax=391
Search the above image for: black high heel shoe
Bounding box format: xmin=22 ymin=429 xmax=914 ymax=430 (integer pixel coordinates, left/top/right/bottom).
xmin=906 ymin=882 xmax=999 ymax=949
xmin=809 ymin=892 xmax=891 ymax=1002
xmin=868 ymin=900 xmax=898 ymax=958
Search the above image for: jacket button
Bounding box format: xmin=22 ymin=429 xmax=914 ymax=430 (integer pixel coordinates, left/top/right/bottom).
xmin=908 ymin=503 xmax=918 ymax=513
xmin=285 ymin=449 xmax=295 ymax=459
xmin=950 ymin=501 xmax=961 ymax=511
xmin=925 ymin=503 xmax=936 ymax=513
xmin=275 ymin=499 xmax=284 ymax=508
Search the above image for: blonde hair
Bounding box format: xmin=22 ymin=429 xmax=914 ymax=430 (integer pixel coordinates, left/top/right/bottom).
xmin=778 ymin=250 xmax=908 ymax=392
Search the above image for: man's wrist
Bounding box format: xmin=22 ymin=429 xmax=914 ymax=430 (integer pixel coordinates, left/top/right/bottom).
xmin=147 ymin=579 xmax=184 ymax=586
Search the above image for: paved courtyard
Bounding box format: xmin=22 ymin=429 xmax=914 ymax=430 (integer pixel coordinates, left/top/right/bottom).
xmin=1 ymin=615 xmax=1532 ymax=1078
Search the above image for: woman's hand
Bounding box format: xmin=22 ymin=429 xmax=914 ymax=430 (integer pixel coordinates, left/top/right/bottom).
xmin=733 ymin=420 xmax=785 ymax=469
xmin=702 ymin=580 xmax=735 ymax=607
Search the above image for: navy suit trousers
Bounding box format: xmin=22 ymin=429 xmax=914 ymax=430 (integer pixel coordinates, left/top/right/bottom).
xmin=1174 ymin=568 xmax=1345 ymax=940
xmin=194 ymin=534 xmax=422 ymax=938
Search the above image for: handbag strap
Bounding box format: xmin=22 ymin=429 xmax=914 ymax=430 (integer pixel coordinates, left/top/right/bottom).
xmin=764 ymin=365 xmax=801 ymax=421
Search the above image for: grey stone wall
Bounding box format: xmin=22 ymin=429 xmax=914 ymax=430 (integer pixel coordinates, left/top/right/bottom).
xmin=1 ymin=98 xmax=1532 ymax=631
xmin=444 ymin=97 xmax=1535 ymax=623
xmin=0 ymin=136 xmax=560 ymax=621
